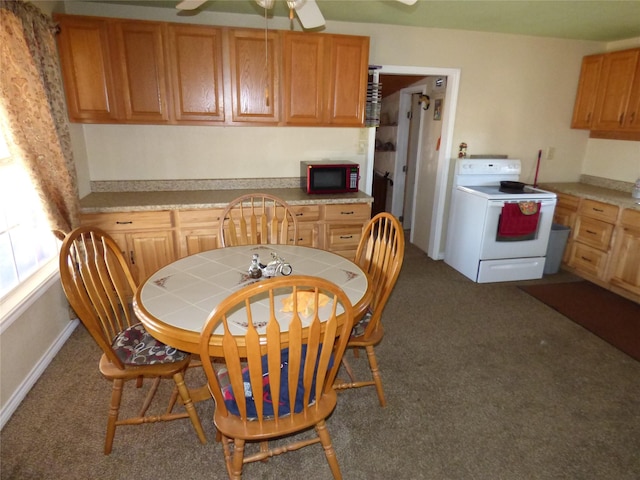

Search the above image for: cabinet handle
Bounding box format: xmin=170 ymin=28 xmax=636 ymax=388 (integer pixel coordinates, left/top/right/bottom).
xmin=586 ymin=112 xmax=591 ymax=123
xmin=339 ymin=235 xmax=354 ymax=239
xmin=580 ymin=256 xmax=592 ymax=263
xmin=619 ymin=113 xmax=624 ymax=125
xmin=341 ymin=211 xmax=355 ymax=215
xmin=130 ymin=251 xmax=135 ymax=264
xmin=295 ymin=213 xmax=304 ymax=217
xmin=116 ymin=221 xmax=133 ymax=225
xmin=585 ymin=229 xmax=597 ymax=235
xmin=630 ymin=112 xmax=636 ymax=124
xmin=592 ymin=208 xmax=604 ymax=213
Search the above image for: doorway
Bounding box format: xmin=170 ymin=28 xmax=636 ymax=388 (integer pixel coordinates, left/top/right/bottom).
xmin=372 ymin=66 xmax=460 ymax=260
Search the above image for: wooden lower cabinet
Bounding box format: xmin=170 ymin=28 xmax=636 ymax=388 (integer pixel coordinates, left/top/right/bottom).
xmin=608 ymin=209 xmax=640 ymax=298
xmin=80 ymin=200 xmax=372 ymax=280
xmin=175 ymin=208 xmax=224 ymax=257
xmin=80 ymin=210 xmax=176 ymax=283
xmin=568 ymin=199 xmax=619 ymax=282
xmin=322 ymin=203 xmax=371 ymax=258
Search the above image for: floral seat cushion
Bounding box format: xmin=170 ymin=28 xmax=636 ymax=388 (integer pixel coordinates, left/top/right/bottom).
xmin=112 ymin=323 xmax=188 ymax=365
xmin=352 ymin=308 xmax=373 ymax=337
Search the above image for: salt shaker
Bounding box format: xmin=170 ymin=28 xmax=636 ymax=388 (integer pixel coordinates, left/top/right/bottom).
xmin=248 ymin=253 xmax=262 ymax=279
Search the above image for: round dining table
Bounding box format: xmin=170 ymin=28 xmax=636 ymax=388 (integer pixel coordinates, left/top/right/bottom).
xmin=133 ymin=244 xmax=372 ymax=356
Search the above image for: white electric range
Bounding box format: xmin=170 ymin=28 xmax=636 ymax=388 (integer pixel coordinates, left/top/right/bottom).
xmin=444 ymin=159 xmax=557 ymax=283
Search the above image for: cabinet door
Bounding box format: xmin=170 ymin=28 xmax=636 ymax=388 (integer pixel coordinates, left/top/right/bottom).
xmin=282 ymin=32 xmax=325 ymax=125
xmin=167 ymin=24 xmax=224 ymax=123
xmin=592 ymin=49 xmax=639 ymax=131
xmin=326 ymin=35 xmax=369 ymax=126
xmin=55 ymin=15 xmax=120 ymax=122
xmin=622 ymin=59 xmax=640 ymax=132
xmin=228 ymin=29 xmax=280 ymax=123
xmin=571 ymin=54 xmax=603 ymax=129
xmin=113 ymin=21 xmax=171 ymax=123
xmin=126 ymin=230 xmax=175 ymax=283
xmin=609 ymin=210 xmax=640 ymax=296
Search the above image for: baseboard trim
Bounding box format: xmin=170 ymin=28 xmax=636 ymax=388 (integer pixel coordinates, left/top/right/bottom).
xmin=0 ymin=319 xmax=79 ymax=430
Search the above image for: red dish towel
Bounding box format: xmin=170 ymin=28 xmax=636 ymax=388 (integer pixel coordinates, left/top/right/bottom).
xmin=498 ymin=201 xmax=541 ymax=238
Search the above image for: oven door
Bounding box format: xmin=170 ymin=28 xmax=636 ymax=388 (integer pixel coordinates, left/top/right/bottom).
xmin=480 ymin=198 xmax=557 ymax=260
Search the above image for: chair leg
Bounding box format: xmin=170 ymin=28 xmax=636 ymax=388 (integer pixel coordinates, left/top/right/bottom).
xmin=340 ymin=356 xmax=357 ymax=383
xmin=315 ymin=419 xmax=342 ymax=480
xmin=172 ymin=372 xmax=207 ymax=444
xmin=230 ymin=438 xmax=246 ymax=480
xmin=139 ymin=377 xmax=161 ymax=417
xmin=105 ymin=379 xmax=124 ymax=455
xmin=365 ymin=346 xmax=386 ymax=407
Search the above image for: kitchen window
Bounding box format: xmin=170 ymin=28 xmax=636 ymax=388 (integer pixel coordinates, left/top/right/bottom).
xmin=0 ymin=125 xmax=59 ymax=313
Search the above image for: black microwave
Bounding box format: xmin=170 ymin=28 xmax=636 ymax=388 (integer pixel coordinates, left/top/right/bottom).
xmin=300 ymin=160 xmax=360 ymax=194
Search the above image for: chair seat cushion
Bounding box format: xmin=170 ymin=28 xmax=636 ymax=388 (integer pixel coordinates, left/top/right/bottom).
xmin=112 ymin=323 xmax=188 ymax=365
xmin=352 ymin=309 xmax=373 ymax=337
xmin=217 ymin=346 xmax=331 ymax=419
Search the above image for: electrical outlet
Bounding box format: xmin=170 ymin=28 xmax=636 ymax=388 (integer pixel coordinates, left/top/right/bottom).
xmin=544 ymin=146 xmax=555 ymax=160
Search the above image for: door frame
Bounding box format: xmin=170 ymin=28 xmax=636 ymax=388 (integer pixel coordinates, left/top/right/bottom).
xmin=376 ymin=65 xmax=460 ymax=260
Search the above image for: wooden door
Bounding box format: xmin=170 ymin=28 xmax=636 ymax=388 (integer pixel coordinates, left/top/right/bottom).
xmin=282 ymin=32 xmax=325 ymax=125
xmin=609 ymin=210 xmax=640 ymax=296
xmin=228 ymin=29 xmax=280 ymax=123
xmin=54 ymin=15 xmax=120 ymax=122
xmin=571 ymin=54 xmax=603 ymax=129
xmin=592 ymin=49 xmax=639 ymax=131
xmin=168 ymin=24 xmax=225 ymax=123
xmin=113 ymin=20 xmax=171 ymax=123
xmin=326 ymin=35 xmax=369 ymax=126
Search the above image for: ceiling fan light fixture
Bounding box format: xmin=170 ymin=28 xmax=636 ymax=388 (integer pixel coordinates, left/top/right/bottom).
xmin=255 ymin=0 xmax=275 ymax=9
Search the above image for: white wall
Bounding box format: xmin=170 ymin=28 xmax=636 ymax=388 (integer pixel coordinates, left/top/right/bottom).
xmin=61 ymin=0 xmax=639 ymax=194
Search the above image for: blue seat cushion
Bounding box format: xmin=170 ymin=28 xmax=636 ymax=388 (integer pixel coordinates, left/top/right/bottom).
xmin=112 ymin=323 xmax=188 ymax=365
xmin=217 ymin=346 xmax=332 ymax=419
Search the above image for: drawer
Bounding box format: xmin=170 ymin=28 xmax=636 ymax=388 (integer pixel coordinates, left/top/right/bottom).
xmin=574 ymin=216 xmax=614 ymax=250
xmin=323 ymin=203 xmax=371 ymax=222
xmin=556 ymin=192 xmax=580 ymax=210
xmin=81 ymin=210 xmax=173 ymax=231
xmin=326 ymin=224 xmax=363 ymax=249
xmin=569 ymin=242 xmax=609 ymax=279
xmin=291 ymin=204 xmax=320 ymax=222
xmin=177 ymin=208 xmax=224 ymax=226
xmin=578 ymin=199 xmax=618 ymax=223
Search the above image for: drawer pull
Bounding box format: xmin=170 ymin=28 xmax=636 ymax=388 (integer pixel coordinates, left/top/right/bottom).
xmin=129 ymin=251 xmax=135 ymax=264
xmin=585 ymin=229 xmax=597 ymax=235
xmin=339 ymin=235 xmax=354 ymax=239
xmin=340 ymin=211 xmax=355 ymax=215
xmin=580 ymin=256 xmax=592 ymax=263
xmin=295 ymin=213 xmax=304 ymax=217
xmin=116 ymin=221 xmax=133 ymax=225
xmin=592 ymin=208 xmax=604 ymax=213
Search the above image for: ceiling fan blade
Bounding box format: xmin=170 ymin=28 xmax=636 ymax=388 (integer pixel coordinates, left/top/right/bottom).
xmin=176 ymin=0 xmax=207 ymax=10
xmin=396 ymin=0 xmax=418 ymax=5
xmin=294 ymin=0 xmax=325 ymax=29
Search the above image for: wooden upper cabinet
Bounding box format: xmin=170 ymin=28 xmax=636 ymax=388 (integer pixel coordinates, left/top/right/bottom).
xmin=228 ymin=29 xmax=280 ymax=124
xmin=591 ymin=49 xmax=639 ymax=131
xmin=282 ymin=33 xmax=369 ymax=126
xmin=167 ymin=24 xmax=224 ymax=123
xmin=112 ymin=20 xmax=171 ymax=123
xmin=282 ymin=32 xmax=325 ymax=125
xmin=571 ymin=54 xmax=603 ymax=129
xmin=326 ymin=35 xmax=369 ymax=126
xmin=54 ymin=15 xmax=120 ymax=122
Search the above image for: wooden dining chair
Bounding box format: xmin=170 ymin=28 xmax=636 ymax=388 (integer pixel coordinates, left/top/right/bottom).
xmin=333 ymin=212 xmax=405 ymax=407
xmin=58 ymin=226 xmax=207 ymax=454
xmin=199 ymin=275 xmax=354 ymax=480
xmin=218 ymin=193 xmax=298 ymax=247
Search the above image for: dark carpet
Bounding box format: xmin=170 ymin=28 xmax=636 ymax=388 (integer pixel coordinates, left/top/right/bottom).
xmin=520 ymin=281 xmax=640 ymax=361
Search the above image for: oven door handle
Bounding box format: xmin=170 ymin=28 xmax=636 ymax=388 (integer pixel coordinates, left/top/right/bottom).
xmin=488 ymin=199 xmax=556 ymax=208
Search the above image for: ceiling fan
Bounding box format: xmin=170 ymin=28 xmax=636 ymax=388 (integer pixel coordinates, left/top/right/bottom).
xmin=176 ymin=0 xmax=417 ymax=30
